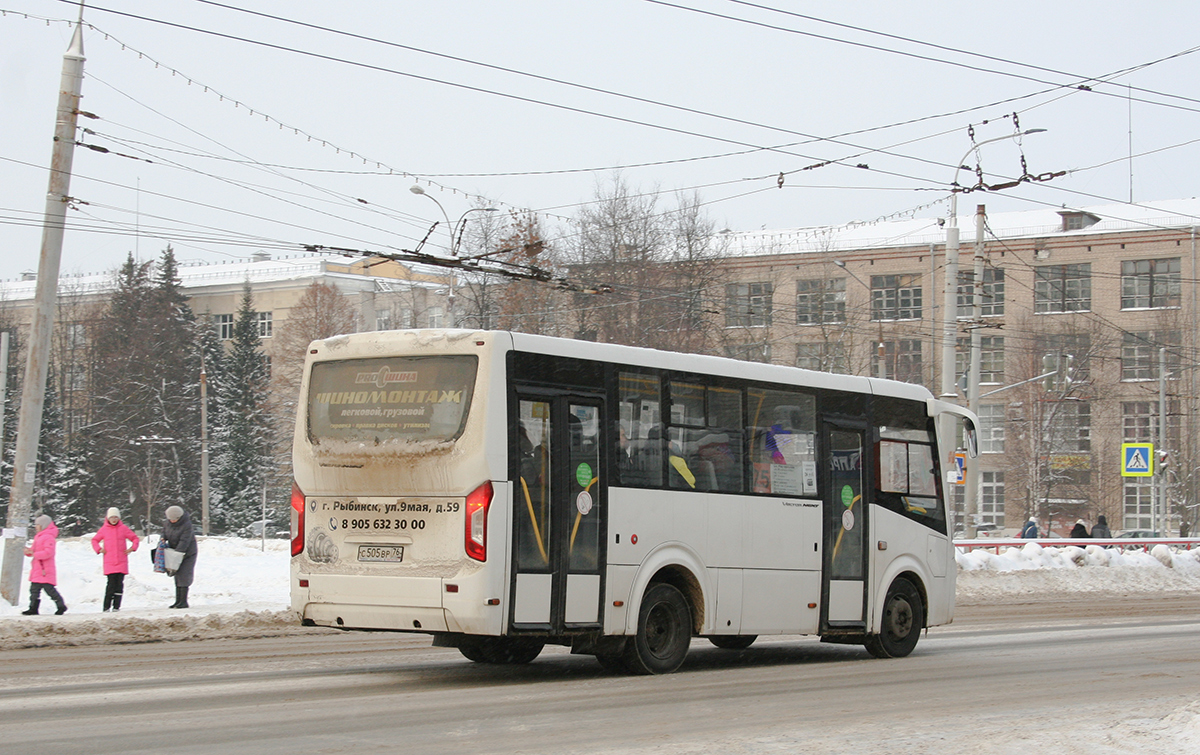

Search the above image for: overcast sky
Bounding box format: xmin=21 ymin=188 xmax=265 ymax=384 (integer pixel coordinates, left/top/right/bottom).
xmin=2 ymin=0 xmax=1198 ymax=282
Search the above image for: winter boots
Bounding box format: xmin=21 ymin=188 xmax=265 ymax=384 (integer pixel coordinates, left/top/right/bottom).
xmin=169 ymin=587 xmax=189 ymax=609
xmin=23 ymin=585 xmax=67 ymax=615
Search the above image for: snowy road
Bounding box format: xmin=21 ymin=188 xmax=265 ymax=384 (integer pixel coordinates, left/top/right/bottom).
xmin=2 ymin=594 xmax=1199 ymax=754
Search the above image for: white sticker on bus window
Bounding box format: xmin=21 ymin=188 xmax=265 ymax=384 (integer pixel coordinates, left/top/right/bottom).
xmin=576 ymin=491 xmax=593 ymax=516
xmin=801 ymin=461 xmax=817 ymax=494
xmin=770 ymin=464 xmax=802 ymax=496
xmin=842 ymin=508 xmax=855 ymax=532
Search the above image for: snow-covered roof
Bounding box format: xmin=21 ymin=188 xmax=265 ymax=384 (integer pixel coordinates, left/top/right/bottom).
xmin=723 ymin=198 xmax=1200 ymax=258
xmin=0 ymin=253 xmax=445 ymax=302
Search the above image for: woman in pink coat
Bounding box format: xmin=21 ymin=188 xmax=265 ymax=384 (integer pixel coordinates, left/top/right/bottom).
xmin=22 ymin=514 xmax=67 ymax=615
xmin=91 ymin=507 xmax=140 ymax=611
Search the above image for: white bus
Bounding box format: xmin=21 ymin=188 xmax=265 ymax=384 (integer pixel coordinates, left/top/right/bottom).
xmin=290 ymin=330 xmax=976 ymax=673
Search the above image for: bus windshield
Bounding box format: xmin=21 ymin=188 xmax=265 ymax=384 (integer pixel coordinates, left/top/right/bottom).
xmin=307 ymin=355 xmax=477 ymax=444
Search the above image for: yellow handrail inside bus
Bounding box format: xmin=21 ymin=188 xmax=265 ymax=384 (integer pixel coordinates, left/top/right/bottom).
xmin=519 ymin=476 xmax=549 ymax=564
xmin=831 ymin=492 xmax=861 ymax=560
xmin=569 ymin=476 xmax=599 ymax=552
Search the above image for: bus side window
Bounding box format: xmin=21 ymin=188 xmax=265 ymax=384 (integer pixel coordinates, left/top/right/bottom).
xmin=619 ymin=372 xmax=663 ymax=488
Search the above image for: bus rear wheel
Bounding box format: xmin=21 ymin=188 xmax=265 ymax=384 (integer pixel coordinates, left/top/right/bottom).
xmin=708 ymin=635 xmax=757 ymax=650
xmin=865 ymin=578 xmax=923 ymax=659
xmin=459 ymin=637 xmax=544 ymax=664
xmin=623 ymin=583 xmax=692 ymax=674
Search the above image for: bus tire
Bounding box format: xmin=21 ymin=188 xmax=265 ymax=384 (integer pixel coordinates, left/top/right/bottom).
xmin=708 ymin=635 xmax=757 ymax=650
xmin=457 ymin=638 xmax=489 ymax=663
xmin=623 ymin=583 xmax=692 ymax=674
xmin=594 ymin=652 xmax=628 ymax=673
xmin=481 ymin=638 xmax=545 ymax=664
xmin=865 ymin=578 xmax=923 ymax=659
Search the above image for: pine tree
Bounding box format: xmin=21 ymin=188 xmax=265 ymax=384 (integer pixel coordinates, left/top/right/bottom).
xmin=211 ymin=282 xmax=271 ymax=532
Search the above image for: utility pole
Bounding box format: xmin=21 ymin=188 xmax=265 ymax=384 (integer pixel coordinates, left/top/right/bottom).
xmin=938 ymin=189 xmax=961 ymax=533
xmin=1 ymin=14 xmax=86 ymax=606
xmin=964 ymin=204 xmax=987 ymax=537
xmin=1158 ymin=347 xmax=1168 ymax=535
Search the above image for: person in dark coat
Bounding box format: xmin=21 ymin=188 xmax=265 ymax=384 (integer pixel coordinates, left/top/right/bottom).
xmin=1070 ymin=519 xmax=1089 ymax=538
xmin=1020 ymin=517 xmax=1039 ymax=538
xmin=1091 ymin=515 xmax=1112 ymax=539
xmin=162 ymin=505 xmax=198 ymax=609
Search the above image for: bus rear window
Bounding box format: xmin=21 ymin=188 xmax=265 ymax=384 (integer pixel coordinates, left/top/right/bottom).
xmin=307 ymin=355 xmax=477 ymax=444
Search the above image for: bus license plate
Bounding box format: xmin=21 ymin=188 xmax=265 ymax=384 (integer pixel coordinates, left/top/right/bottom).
xmin=358 ymin=545 xmax=404 ymax=563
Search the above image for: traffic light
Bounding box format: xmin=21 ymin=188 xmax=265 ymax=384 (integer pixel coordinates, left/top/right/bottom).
xmin=1042 ymin=353 xmax=1059 ymax=391
xmin=1061 ymin=354 xmax=1075 ymax=386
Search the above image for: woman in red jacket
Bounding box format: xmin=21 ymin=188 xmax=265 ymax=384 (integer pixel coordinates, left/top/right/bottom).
xmin=91 ymin=507 xmax=140 ymax=611
xmin=22 ymin=514 xmax=67 ymax=615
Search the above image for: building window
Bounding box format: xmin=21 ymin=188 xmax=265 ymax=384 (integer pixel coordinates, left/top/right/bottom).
xmin=796 ymin=278 xmax=845 ymax=325
xmin=1034 ymin=264 xmax=1091 ymax=313
xmin=725 ymin=342 xmax=771 ymax=363
xmin=980 ymin=471 xmax=1005 ymax=526
xmin=376 ymin=308 xmax=392 ymax=331
xmin=217 ymin=314 xmax=234 ymax=340
xmin=1044 ymin=401 xmax=1090 ymax=454
xmin=257 ymin=311 xmax=273 ymax=338
xmin=956 ymin=268 xmax=1005 ymax=318
xmin=955 ymin=336 xmax=1005 ymax=384
xmin=978 ymin=404 xmax=1005 ymax=454
xmin=1123 ymin=482 xmax=1153 ymax=530
xmin=65 ymin=322 xmax=88 ymax=350
xmin=870 ymin=274 xmax=922 ymax=321
xmin=1121 ymin=331 xmax=1180 ymax=381
xmin=1121 ymin=258 xmax=1181 ymax=310
xmin=1122 ymin=401 xmax=1180 ymax=445
xmin=726 ymin=282 xmax=774 ymax=327
xmin=796 ymin=341 xmax=848 ymax=373
xmin=874 ymin=339 xmax=923 ymax=384
xmin=427 ymin=306 xmax=445 ymax=328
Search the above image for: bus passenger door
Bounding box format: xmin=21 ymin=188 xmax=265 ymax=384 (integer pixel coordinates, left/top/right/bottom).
xmin=820 ymin=422 xmax=868 ymax=632
xmin=511 ymin=394 xmax=606 ymax=633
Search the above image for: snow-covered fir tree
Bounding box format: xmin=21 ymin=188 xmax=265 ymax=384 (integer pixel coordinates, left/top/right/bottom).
xmin=210 ymin=282 xmax=272 ymax=533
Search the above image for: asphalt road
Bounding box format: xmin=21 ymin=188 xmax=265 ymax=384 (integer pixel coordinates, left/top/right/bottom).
xmin=3 ymin=594 xmax=1199 ymax=755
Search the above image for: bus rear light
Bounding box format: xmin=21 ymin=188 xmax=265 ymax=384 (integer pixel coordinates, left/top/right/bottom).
xmin=290 ymin=481 xmax=306 ymax=557
xmin=464 ymin=480 xmax=493 ymax=562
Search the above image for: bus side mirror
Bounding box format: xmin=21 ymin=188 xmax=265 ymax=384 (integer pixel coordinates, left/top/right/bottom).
xmin=963 ymin=418 xmax=978 ymax=458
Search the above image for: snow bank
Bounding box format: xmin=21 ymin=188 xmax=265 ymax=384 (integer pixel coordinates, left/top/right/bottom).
xmin=0 ymin=535 xmax=300 ymax=649
xmin=955 ymin=542 xmax=1200 ymax=602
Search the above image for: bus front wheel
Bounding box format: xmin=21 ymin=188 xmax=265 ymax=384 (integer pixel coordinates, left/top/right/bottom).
xmin=865 ymin=578 xmax=923 ymax=659
xmin=623 ymin=583 xmax=692 ymax=674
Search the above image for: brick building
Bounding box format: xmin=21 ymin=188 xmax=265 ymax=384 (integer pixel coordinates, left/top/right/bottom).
xmin=716 ymin=198 xmax=1200 ymax=536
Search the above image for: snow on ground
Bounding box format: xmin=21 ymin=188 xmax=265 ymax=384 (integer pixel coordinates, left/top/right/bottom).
xmin=0 ymin=535 xmax=297 ymax=649
xmin=1 ymin=537 xmax=1199 ymax=650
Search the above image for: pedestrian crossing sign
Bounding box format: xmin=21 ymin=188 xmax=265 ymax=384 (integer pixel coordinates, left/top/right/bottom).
xmin=1121 ymin=442 xmax=1153 ymax=477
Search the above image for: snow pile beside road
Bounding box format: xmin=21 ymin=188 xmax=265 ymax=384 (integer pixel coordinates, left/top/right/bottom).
xmin=0 ymin=535 xmax=303 ymax=649
xmin=956 ymin=542 xmax=1200 ymax=602
xmin=0 ymin=534 xmax=292 ymax=616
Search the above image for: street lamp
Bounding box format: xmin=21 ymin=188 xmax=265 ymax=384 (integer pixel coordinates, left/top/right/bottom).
xmin=410 ymin=185 xmax=499 ymax=326
xmin=939 ymin=128 xmax=1046 ymax=538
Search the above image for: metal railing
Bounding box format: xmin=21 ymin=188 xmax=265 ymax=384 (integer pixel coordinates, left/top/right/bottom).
xmin=955 ymin=537 xmax=1200 ymax=554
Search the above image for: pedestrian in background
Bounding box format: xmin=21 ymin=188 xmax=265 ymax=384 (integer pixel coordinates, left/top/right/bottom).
xmin=162 ymin=505 xmax=197 ymax=609
xmin=91 ymin=507 xmax=139 ymax=611
xmin=22 ymin=514 xmax=67 ymax=616
xmin=1020 ymin=517 xmax=1039 ymax=538
xmin=1070 ymin=519 xmax=1089 ymax=538
xmin=1091 ymin=515 xmax=1112 ymax=539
